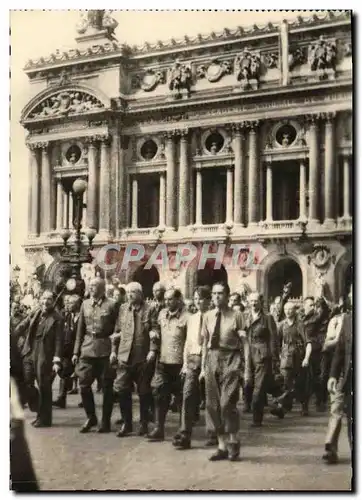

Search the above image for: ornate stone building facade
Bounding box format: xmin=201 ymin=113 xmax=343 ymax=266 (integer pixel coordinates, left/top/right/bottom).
xmin=20 ymin=11 xmax=352 ymax=302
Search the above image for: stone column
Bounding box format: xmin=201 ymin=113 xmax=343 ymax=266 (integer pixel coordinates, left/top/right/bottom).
xmin=27 ymin=144 xmax=40 ymax=236
xmin=159 ymin=172 xmax=166 ymax=227
xmin=178 ymin=130 xmax=190 ymax=227
xmin=226 ymin=167 xmax=233 ymax=223
xmin=86 ymin=139 xmax=98 ymax=230
xmin=343 ymin=156 xmax=351 ymax=218
xmin=299 ymin=159 xmax=307 ymax=220
xmin=99 ymin=137 xmax=111 ymax=235
xmin=68 ymin=192 xmax=74 ymax=229
xmin=40 ymin=142 xmax=51 ymax=234
xmin=117 ymin=136 xmax=127 ymax=235
xmin=165 ymin=132 xmax=176 ymax=229
xmin=266 ymin=161 xmax=273 ymax=221
xmin=324 ymin=112 xmax=336 ymax=225
xmin=233 ymin=124 xmax=245 ymax=225
xmin=247 ymin=122 xmax=259 ymax=226
xmin=195 ymin=169 xmax=202 ymax=225
xmin=307 ymin=115 xmax=319 ymax=223
xmin=63 ymin=191 xmax=69 ymax=228
xmin=131 ymin=177 xmax=138 ymax=228
xmin=56 ymin=179 xmax=64 ymax=230
xmin=50 ymin=179 xmax=57 ymax=231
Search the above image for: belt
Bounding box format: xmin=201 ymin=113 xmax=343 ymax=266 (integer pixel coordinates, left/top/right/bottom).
xmin=208 ymin=347 xmax=239 ymax=353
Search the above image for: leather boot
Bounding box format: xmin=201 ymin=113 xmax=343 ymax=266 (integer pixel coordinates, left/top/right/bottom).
xmin=139 ymin=394 xmax=152 ymax=436
xmin=116 ymin=391 xmax=133 ymax=437
xmin=98 ymin=386 xmax=113 ymax=433
xmin=80 ymin=388 xmax=97 ymax=433
xmin=53 ymin=379 xmax=67 ymax=408
xmin=148 ymin=397 xmax=167 ymax=441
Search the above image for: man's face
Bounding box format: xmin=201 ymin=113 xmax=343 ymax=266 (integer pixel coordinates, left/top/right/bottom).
xmin=11 ymin=303 xmax=20 ymax=316
xmin=153 ymin=287 xmax=164 ymax=302
xmin=304 ymin=299 xmax=314 ymax=316
xmin=212 ymin=284 xmax=228 ymax=309
xmin=165 ymin=290 xmax=179 ymax=312
xmin=69 ymin=296 xmax=81 ymax=313
xmin=249 ymin=293 xmax=262 ymax=312
xmin=229 ymin=294 xmax=238 ymax=308
xmin=284 ymin=303 xmax=296 ymax=319
xmin=194 ymin=292 xmax=209 ymax=313
xmin=89 ymin=280 xmax=104 ymax=299
xmin=63 ymin=295 xmax=71 ymax=312
xmin=41 ymin=292 xmax=54 ymax=313
xmin=127 ymin=289 xmax=141 ymax=305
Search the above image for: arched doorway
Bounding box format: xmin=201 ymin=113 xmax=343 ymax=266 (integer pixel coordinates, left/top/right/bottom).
xmin=196 ymin=263 xmax=228 ymax=290
xmin=267 ymin=258 xmax=303 ymax=306
xmin=132 ymin=264 xmax=160 ymax=299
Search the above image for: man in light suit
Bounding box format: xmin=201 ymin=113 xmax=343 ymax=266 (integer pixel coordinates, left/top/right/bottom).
xmin=16 ymin=290 xmax=64 ymax=427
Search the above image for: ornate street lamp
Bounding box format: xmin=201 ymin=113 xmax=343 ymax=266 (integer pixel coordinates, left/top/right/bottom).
xmin=59 ymin=179 xmax=97 ymax=297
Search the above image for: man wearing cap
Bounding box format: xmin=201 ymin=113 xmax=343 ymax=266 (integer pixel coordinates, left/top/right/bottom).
xmin=72 ymin=278 xmax=118 ymax=433
xmin=110 ymin=282 xmax=157 ymax=437
xmin=16 ymin=290 xmax=64 ymax=427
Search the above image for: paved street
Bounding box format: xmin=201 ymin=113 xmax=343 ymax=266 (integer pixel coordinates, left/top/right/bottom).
xmin=24 ymin=389 xmax=352 ymax=491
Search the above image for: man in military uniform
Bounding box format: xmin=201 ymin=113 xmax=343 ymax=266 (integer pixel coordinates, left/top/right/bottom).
xmin=72 ymin=277 xmax=118 ymax=433
xmin=147 ymin=288 xmax=188 ymax=442
xmin=53 ymin=295 xmax=82 ymax=409
xmin=202 ymin=282 xmax=247 ymax=462
xmin=173 ymin=286 xmax=211 ymax=450
xmin=270 ymin=301 xmax=305 ymax=418
xmin=244 ymin=292 xmax=279 ymax=427
xmin=16 ymin=290 xmax=64 ymax=427
xmin=110 ymin=282 xmax=157 ymax=438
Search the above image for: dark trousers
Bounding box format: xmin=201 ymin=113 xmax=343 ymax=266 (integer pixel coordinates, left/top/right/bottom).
xmin=304 ymin=349 xmax=323 ymax=408
xmin=152 ymin=362 xmax=183 ymax=432
xmin=248 ymin=354 xmax=271 ymax=424
xmin=113 ymin=360 xmax=155 ymax=427
xmin=320 ymin=351 xmax=332 ymax=406
xmin=205 ymin=349 xmax=241 ymax=435
xmin=54 ymin=357 xmax=74 ymax=402
xmin=325 ymin=381 xmax=352 ymax=454
xmin=23 ymin=355 xmax=53 ymax=425
xmin=179 ymin=354 xmax=201 ymax=438
xmin=76 ymin=356 xmax=115 ymax=425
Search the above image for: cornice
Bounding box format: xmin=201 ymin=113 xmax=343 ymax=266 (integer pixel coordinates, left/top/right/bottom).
xmin=23 ymin=11 xmax=350 ymax=73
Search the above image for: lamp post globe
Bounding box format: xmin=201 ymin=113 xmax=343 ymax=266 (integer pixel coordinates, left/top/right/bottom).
xmin=72 ymin=178 xmax=87 ymax=195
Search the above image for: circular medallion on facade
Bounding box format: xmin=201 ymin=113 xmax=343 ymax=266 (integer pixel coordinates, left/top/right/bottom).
xmin=140 ymin=73 xmax=158 ymax=92
xmin=275 ymin=123 xmax=297 ymax=147
xmin=205 ymin=131 xmax=225 ymax=154
xmin=66 ymin=144 xmax=82 ymax=164
xmin=206 ymin=62 xmax=223 ymax=82
xmin=141 ymin=139 xmax=158 ymax=160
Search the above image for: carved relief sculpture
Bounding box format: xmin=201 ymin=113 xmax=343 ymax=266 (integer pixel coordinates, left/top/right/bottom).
xmin=167 ymin=59 xmax=192 ymax=99
xmin=288 ymin=48 xmax=305 ymax=71
xmin=29 ymin=91 xmax=104 ymax=119
xmin=139 ymin=70 xmax=165 ymax=92
xmin=76 ymin=10 xmax=118 ymax=37
xmin=308 ymin=36 xmax=337 ymax=79
xmin=197 ymin=59 xmax=232 ymax=82
xmin=234 ymin=50 xmax=261 ymax=90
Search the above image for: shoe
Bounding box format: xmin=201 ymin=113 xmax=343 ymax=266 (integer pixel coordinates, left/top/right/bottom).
xmin=199 ymin=401 xmax=206 ymax=411
xmin=80 ymin=416 xmax=98 ymax=433
xmin=228 ymin=442 xmax=240 ymax=462
xmin=97 ymin=423 xmax=111 ymax=433
xmin=31 ymin=418 xmax=40 ymax=426
xmin=205 ymin=436 xmax=218 ymax=447
xmin=116 ymin=423 xmax=133 ymax=438
xmin=175 ymin=437 xmax=191 ymax=450
xmin=147 ymin=428 xmax=165 ymax=442
xmin=270 ymin=405 xmax=285 ymax=419
xmin=78 ymin=401 xmax=84 ymax=408
xmin=68 ymin=388 xmax=78 ymax=395
xmin=324 ymin=451 xmax=339 ymax=464
xmin=172 ymin=433 xmax=182 ymax=447
xmin=32 ymin=420 xmax=51 ymax=428
xmin=301 ymin=408 xmax=309 ymax=417
xmin=138 ymin=422 xmax=148 ymax=436
xmin=52 ymin=399 xmax=66 ymax=409
xmin=209 ymin=449 xmax=228 ymax=461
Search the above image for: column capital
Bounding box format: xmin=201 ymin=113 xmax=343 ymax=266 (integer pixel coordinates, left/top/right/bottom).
xmin=228 ymin=122 xmax=248 ymax=136
xmin=178 ymin=128 xmax=190 ymax=140
xmin=305 ymin=113 xmax=323 ymax=126
xmin=321 ymin=111 xmax=337 ymax=124
xmin=100 ymin=135 xmax=112 ymax=147
xmin=247 ymin=120 xmax=261 ymax=132
xmin=28 ymin=141 xmax=49 ymax=150
xmin=25 ymin=142 xmax=38 ymax=152
xmin=163 ymin=130 xmax=179 ymax=140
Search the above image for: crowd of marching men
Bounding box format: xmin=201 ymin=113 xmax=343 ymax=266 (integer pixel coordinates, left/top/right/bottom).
xmin=10 ymin=275 xmax=352 ymax=471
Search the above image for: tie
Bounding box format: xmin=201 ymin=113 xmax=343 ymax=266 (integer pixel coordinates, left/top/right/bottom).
xmin=197 ymin=314 xmax=204 ymax=347
xmin=210 ymin=311 xmax=221 ymax=349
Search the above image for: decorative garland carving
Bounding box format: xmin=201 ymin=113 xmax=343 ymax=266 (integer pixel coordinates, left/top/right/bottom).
xmin=29 ymin=91 xmax=105 ymax=119
xmin=196 ymin=59 xmax=232 ymax=82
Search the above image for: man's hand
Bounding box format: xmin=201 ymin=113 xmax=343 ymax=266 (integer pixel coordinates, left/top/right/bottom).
xmin=199 ymin=369 xmax=205 ymax=381
xmin=109 ymin=352 xmax=117 ymax=365
xmin=146 ymin=351 xmax=156 ymax=363
xmin=72 ymin=355 xmax=78 ymax=366
xmin=180 ymin=365 xmax=187 ymax=377
xmin=327 ymin=377 xmax=337 ymax=394
xmin=302 ymin=358 xmax=309 ymax=368
xmin=238 ymin=329 xmax=247 ymax=339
